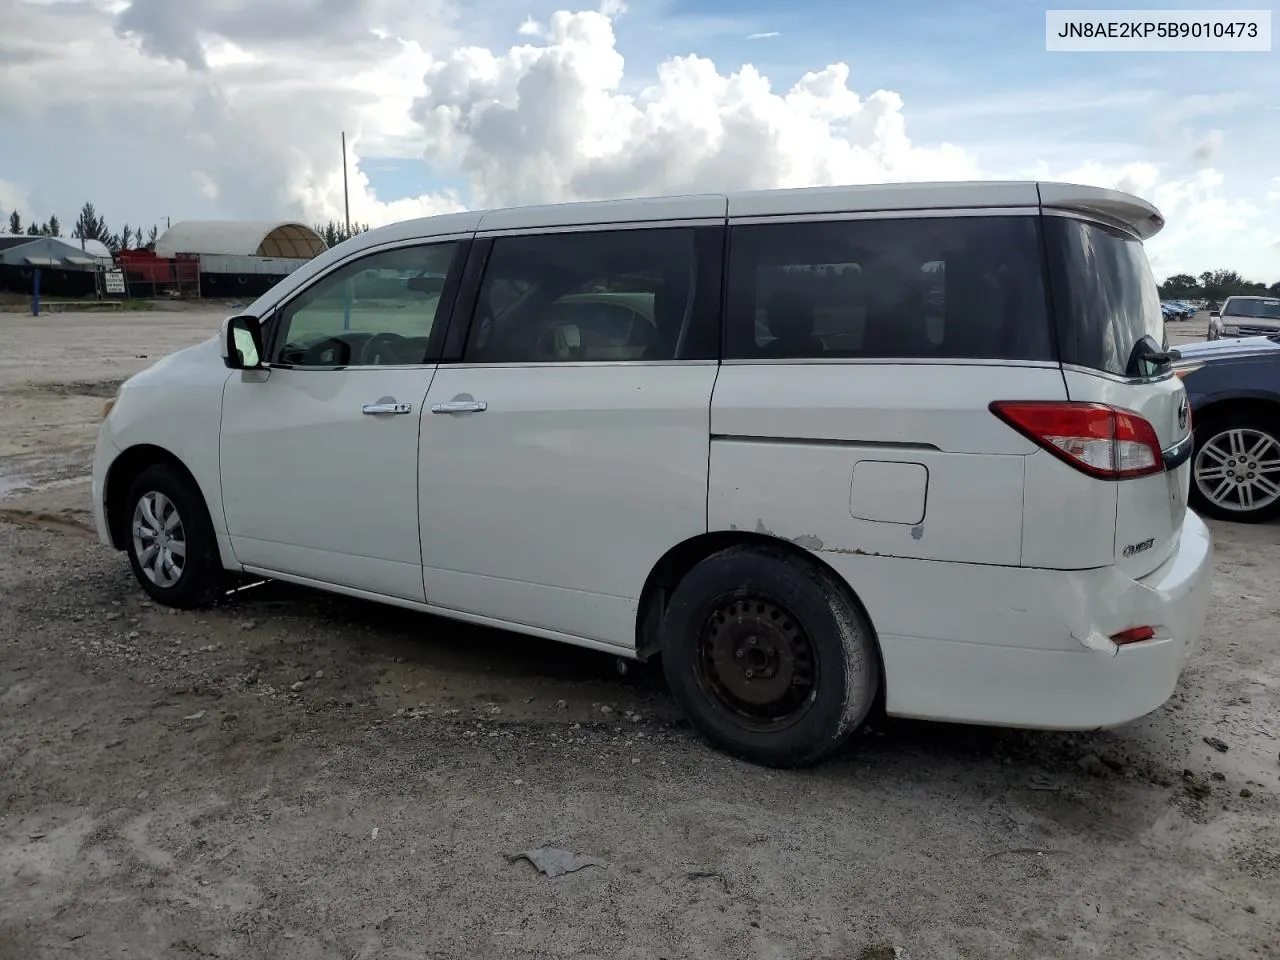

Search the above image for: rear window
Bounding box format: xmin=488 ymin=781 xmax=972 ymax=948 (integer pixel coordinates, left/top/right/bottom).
xmin=1043 ymin=216 xmax=1165 ymax=377
xmin=724 ymin=215 xmax=1053 ymax=361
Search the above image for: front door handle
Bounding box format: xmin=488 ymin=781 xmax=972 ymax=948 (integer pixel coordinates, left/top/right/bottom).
xmin=363 ymin=401 xmax=413 ymax=415
xmin=430 ymin=400 xmax=488 ymax=414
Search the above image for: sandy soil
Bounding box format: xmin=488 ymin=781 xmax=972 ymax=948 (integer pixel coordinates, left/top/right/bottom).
xmin=1 ymin=309 xmax=1277 ymax=960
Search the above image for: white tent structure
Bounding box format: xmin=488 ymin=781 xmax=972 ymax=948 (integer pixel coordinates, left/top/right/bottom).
xmin=155 ymin=221 xmax=326 ymax=259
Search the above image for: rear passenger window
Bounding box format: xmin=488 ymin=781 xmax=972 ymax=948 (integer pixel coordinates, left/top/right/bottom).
xmin=465 ymin=228 xmax=709 ymax=363
xmin=725 ymin=216 xmax=1053 ymax=361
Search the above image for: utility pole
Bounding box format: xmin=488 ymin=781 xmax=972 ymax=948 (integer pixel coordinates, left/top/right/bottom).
xmin=342 ymin=131 xmax=351 ymax=236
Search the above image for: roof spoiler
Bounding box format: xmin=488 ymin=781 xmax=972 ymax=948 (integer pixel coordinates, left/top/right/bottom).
xmin=1037 ymin=182 xmax=1165 ymax=240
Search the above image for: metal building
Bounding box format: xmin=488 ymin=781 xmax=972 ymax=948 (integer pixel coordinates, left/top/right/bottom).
xmin=153 ymin=221 xmax=327 ymax=298
xmin=0 ymin=236 xmax=113 ymax=297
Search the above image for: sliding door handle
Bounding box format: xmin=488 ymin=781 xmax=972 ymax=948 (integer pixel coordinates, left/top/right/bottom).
xmin=431 ymin=400 xmax=488 ymax=414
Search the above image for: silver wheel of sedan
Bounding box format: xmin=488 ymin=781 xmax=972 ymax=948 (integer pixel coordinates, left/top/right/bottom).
xmin=1193 ymin=426 xmax=1280 ymax=516
xmin=131 ymin=490 xmax=187 ymax=588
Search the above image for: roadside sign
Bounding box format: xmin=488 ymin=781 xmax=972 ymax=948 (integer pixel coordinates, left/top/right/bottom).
xmin=104 ymin=269 xmax=126 ymax=296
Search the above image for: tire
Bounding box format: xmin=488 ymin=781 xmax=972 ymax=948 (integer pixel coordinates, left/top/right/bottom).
xmin=124 ymin=464 xmax=224 ymax=607
xmin=1188 ymin=410 xmax=1280 ymax=524
xmin=659 ymin=544 xmax=880 ymax=768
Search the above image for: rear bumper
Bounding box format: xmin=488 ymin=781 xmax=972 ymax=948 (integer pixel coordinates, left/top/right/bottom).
xmin=824 ymin=511 xmax=1214 ymax=729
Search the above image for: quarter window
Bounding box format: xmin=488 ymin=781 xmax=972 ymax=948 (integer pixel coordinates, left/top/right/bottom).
xmin=271 ymin=241 xmax=458 ymax=367
xmin=464 ymin=228 xmax=700 ymax=364
xmin=1043 ymin=217 xmax=1165 ymax=377
xmin=725 ymin=216 xmax=1053 ymax=362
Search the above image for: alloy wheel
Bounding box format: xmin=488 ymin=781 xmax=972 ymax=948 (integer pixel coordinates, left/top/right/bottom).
xmin=131 ymin=491 xmax=187 ymax=588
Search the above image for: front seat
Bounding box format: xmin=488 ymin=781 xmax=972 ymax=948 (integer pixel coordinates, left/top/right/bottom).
xmin=760 ymin=289 xmax=824 ymax=357
xmin=641 ymin=279 xmax=689 ymax=361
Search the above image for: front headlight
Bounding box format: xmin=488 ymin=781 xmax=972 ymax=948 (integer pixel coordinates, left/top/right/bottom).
xmin=102 ymin=388 xmax=120 ymax=419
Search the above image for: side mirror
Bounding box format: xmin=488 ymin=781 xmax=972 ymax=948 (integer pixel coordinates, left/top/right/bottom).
xmin=406 ymin=274 xmax=445 ymax=295
xmin=221 ymin=314 xmax=264 ymax=369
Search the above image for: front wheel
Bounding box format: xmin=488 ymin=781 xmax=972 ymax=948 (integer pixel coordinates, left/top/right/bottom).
xmin=1189 ymin=411 xmax=1280 ymax=523
xmin=660 ymin=545 xmax=880 ymax=768
xmin=124 ymin=464 xmax=224 ymax=607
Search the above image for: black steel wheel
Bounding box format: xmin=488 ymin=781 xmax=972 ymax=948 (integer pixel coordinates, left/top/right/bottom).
xmin=693 ymin=595 xmax=818 ymax=732
xmin=661 ymin=543 xmax=880 ymax=767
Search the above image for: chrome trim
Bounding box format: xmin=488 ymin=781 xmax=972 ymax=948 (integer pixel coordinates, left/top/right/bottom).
xmin=431 ymin=399 xmax=488 ymax=414
xmin=1162 ymin=431 xmax=1195 ymax=471
xmin=728 ymin=206 xmax=1039 ymax=226
xmin=475 ymin=218 xmax=725 ymax=239
xmin=1060 ymin=362 xmax=1175 ymax=385
xmin=362 ymin=400 xmax=413 ymax=415
xmin=443 ymin=359 xmax=718 ymax=370
xmin=720 ymin=357 xmax=1060 ymax=369
xmin=1040 ymin=207 xmax=1143 ymax=242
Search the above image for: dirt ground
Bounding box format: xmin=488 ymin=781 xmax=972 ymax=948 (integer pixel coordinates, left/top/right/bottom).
xmin=1 ymin=309 xmax=1277 ymax=960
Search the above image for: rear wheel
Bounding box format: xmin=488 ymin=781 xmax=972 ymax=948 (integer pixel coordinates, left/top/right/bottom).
xmin=660 ymin=544 xmax=879 ymax=767
xmin=124 ymin=464 xmax=224 ymax=607
xmin=1189 ymin=411 xmax=1280 ymax=523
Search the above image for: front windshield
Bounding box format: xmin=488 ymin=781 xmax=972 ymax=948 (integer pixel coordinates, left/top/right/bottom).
xmin=1224 ymin=298 xmax=1280 ymax=320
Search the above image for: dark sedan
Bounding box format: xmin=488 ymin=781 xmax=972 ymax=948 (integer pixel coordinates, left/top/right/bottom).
xmin=1173 ymin=336 xmax=1280 ymax=523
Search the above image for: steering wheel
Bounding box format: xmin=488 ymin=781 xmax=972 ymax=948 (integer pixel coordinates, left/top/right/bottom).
xmin=360 ymin=331 xmax=411 ymax=366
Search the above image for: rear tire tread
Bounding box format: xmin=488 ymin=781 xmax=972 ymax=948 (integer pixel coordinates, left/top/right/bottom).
xmin=659 ymin=543 xmax=880 ymax=768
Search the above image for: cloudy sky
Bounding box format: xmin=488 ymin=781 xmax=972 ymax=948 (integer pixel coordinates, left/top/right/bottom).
xmin=0 ymin=0 xmax=1276 ymax=280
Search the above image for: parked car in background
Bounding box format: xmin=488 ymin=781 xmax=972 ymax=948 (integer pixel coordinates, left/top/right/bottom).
xmin=92 ymin=180 xmax=1212 ymax=767
xmin=1174 ymin=335 xmax=1280 ymax=522
xmin=1210 ymin=296 xmax=1280 ymax=338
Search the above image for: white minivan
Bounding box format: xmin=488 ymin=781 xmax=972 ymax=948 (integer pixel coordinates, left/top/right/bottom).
xmin=93 ymin=181 xmax=1213 ymax=766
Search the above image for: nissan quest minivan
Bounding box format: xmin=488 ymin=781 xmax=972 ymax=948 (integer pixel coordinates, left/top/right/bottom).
xmin=93 ymin=181 xmax=1213 ymax=767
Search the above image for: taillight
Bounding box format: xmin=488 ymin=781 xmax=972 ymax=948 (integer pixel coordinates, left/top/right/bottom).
xmin=1112 ymin=626 xmax=1156 ymax=645
xmin=990 ymin=401 xmax=1165 ymax=480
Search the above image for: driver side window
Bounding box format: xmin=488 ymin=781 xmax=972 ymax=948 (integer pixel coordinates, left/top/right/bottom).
xmin=271 ymin=241 xmax=458 ymax=367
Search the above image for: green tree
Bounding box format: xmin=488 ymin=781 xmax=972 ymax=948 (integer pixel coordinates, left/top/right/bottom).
xmin=26 ymin=223 xmax=39 ymax=236
xmin=313 ymin=220 xmax=371 ymax=248
xmin=1199 ymin=269 xmax=1247 ymax=302
xmin=7 ymin=210 xmax=20 ymax=234
xmin=72 ymin=202 xmax=110 ymax=245
xmin=46 ymin=214 xmax=61 ymax=237
xmin=1159 ymin=273 xmax=1200 ymax=299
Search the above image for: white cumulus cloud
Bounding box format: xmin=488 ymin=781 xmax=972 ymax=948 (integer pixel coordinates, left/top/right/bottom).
xmin=0 ymin=1 xmax=1273 ymax=279
xmin=409 ymin=9 xmax=979 ymax=209
xmin=1027 ymin=160 xmax=1267 ymax=277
